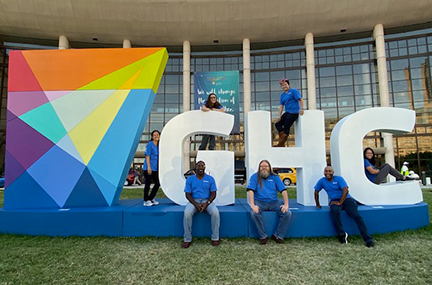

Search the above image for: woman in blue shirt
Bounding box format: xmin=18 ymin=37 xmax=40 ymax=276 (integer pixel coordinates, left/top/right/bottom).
xmin=275 ymin=78 xmax=304 ymax=147
xmin=143 ymin=130 xmax=161 ymax=206
xmin=364 ymin=147 xmax=412 ymax=184
xmin=198 ymin=93 xmax=225 ymax=150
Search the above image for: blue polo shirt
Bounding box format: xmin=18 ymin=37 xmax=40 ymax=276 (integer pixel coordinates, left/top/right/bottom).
xmin=247 ymin=173 xmax=286 ymax=203
xmin=280 ymin=88 xmax=302 ymax=114
xmin=143 ymin=141 xmax=159 ymax=171
xmin=314 ymin=176 xmax=351 ymax=201
xmin=203 ymin=100 xmax=223 ymax=110
xmin=364 ymin=159 xmax=376 ymax=183
xmin=184 ymin=174 xmax=217 ymax=199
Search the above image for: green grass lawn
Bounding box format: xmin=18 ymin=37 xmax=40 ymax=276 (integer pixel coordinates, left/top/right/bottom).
xmin=0 ymin=187 xmax=431 ymax=285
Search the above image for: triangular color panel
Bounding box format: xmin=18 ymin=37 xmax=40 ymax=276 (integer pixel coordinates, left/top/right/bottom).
xmin=51 ymin=89 xmax=117 ymax=132
xmin=88 ymin=89 xmax=155 ymax=204
xmin=7 ymin=110 xmax=18 ymax=122
xmin=88 ymin=168 xmax=119 ymax=206
xmin=4 ymin=150 xmax=26 ymax=189
xmin=4 ymin=171 xmax=59 ymax=209
xmin=57 ymin=134 xmax=84 ymax=163
xmin=7 ymin=91 xmax=49 ymax=117
xmin=44 ymin=90 xmax=73 ymax=102
xmin=6 ymin=117 xmax=55 ymax=170
xmin=27 ymin=145 xmax=86 ymax=207
xmin=19 ymin=102 xmax=68 ymax=144
xmin=132 ymin=49 xmax=169 ymax=93
xmin=8 ymin=50 xmax=43 ymax=92
xmin=21 ymin=48 xmax=163 ymax=91
xmin=78 ymin=56 xmax=154 ymax=90
xmin=63 ymin=168 xmax=109 ymax=208
xmin=68 ymin=89 xmax=131 ymax=165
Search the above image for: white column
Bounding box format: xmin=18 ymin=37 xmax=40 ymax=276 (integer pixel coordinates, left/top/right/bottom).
xmin=183 ymin=40 xmax=191 ymax=171
xmin=305 ymin=33 xmax=316 ymax=110
xmin=123 ymin=39 xmax=131 ymax=48
xmin=243 ymin=38 xmax=251 ymax=116
xmin=58 ymin=35 xmax=69 ymax=50
xmin=373 ymin=24 xmax=395 ymax=167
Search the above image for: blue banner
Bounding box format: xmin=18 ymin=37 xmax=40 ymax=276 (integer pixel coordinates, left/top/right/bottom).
xmin=194 ymin=71 xmax=240 ymax=134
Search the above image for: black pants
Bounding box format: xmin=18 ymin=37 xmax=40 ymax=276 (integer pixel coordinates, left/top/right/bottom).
xmin=330 ymin=198 xmax=373 ymax=243
xmin=143 ymin=171 xmax=160 ymax=201
xmin=199 ymin=135 xmax=215 ymax=150
xmin=374 ymin=163 xmax=404 ymax=184
xmin=275 ymin=112 xmax=299 ymax=135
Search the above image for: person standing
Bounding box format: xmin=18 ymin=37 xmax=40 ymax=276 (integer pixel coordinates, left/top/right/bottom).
xmin=401 ymin=161 xmax=409 ymax=176
xmin=314 ymin=166 xmax=374 ymax=247
xmin=143 ymin=130 xmax=161 ymax=206
xmin=247 ymin=160 xmax=291 ymax=244
xmin=275 ymin=78 xmax=304 ymax=147
xmin=199 ymin=93 xmax=225 ymax=150
xmin=182 ymin=161 xmax=220 ymax=248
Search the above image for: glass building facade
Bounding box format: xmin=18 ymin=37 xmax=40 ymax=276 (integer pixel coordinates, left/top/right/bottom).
xmin=1 ymin=24 xmax=432 ymax=174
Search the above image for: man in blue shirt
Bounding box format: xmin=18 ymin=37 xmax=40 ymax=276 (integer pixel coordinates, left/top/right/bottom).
xmin=314 ymin=166 xmax=374 ymax=247
xmin=275 ymin=78 xmax=304 ymax=147
xmin=183 ymin=161 xmax=220 ymax=248
xmin=247 ymin=160 xmax=291 ymax=244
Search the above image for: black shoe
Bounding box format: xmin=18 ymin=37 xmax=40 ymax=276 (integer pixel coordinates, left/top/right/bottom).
xmin=338 ymin=232 xmax=348 ymax=244
xmin=366 ymin=241 xmax=375 ymax=248
xmin=259 ymin=236 xmax=269 ymax=245
xmin=271 ymin=235 xmax=283 ymax=244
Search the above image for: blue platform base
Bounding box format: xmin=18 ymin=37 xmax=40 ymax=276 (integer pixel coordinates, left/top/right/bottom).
xmin=0 ymin=199 xmax=429 ymax=238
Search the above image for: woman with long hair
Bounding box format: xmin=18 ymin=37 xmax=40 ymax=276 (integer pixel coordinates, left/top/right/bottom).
xmin=143 ymin=130 xmax=161 ymax=206
xmin=363 ymin=147 xmax=413 ymax=184
xmin=198 ymin=93 xmax=225 ymax=151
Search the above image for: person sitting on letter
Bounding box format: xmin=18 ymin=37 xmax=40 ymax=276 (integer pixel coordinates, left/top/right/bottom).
xmin=314 ymin=166 xmax=374 ymax=247
xmin=182 ymin=160 xmax=220 ymax=248
xmin=247 ymin=160 xmax=292 ymax=244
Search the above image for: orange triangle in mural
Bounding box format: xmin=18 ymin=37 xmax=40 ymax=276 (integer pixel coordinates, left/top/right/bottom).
xmin=21 ymin=48 xmax=163 ymax=91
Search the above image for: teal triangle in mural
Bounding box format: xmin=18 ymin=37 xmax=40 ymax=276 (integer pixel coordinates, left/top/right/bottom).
xmin=19 ymin=102 xmax=67 ymax=144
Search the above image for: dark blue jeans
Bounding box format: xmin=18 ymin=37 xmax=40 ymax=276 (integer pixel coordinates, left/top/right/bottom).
xmin=330 ymin=198 xmax=373 ymax=243
xmin=250 ymin=200 xmax=292 ymax=240
xmin=275 ymin=112 xmax=299 ymax=135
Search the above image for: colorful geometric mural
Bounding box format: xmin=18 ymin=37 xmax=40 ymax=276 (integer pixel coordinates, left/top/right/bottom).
xmin=5 ymin=48 xmax=168 ymax=209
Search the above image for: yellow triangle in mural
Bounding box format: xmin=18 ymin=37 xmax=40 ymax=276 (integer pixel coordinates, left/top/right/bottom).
xmin=68 ymin=70 xmax=144 ymax=164
xmin=131 ymin=49 xmax=169 ymax=93
xmin=68 ymin=88 xmax=130 ymax=164
xmin=78 ymin=48 xmax=168 ymax=91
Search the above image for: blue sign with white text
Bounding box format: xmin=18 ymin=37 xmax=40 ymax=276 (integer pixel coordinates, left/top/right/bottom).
xmin=194 ymin=71 xmax=240 ymax=134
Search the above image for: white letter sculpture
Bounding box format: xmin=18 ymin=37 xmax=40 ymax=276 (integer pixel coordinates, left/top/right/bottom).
xmin=159 ymin=110 xmax=235 ymax=206
xmin=330 ymin=107 xmax=423 ymax=205
xmin=245 ymin=110 xmax=328 ymax=206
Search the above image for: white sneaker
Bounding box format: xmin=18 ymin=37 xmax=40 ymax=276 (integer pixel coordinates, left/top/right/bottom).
xmin=151 ymin=199 xmax=159 ymax=205
xmin=143 ymin=201 xmax=153 ymax=206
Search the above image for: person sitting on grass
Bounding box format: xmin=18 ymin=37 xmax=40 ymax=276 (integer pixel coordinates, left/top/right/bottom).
xmin=247 ymin=160 xmax=291 ymax=245
xmin=182 ymin=161 xmax=220 ymax=248
xmin=314 ymin=166 xmax=374 ymax=247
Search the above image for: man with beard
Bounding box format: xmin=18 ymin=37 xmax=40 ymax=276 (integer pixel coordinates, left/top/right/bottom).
xmin=314 ymin=166 xmax=375 ymax=247
xmin=182 ymin=160 xmax=220 ymax=248
xmin=247 ymin=160 xmax=291 ymax=244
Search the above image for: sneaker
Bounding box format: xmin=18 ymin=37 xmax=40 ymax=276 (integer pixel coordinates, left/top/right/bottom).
xmin=366 ymin=241 xmax=375 ymax=248
xmin=211 ymin=240 xmax=220 ymax=246
xmin=182 ymin=241 xmax=191 ymax=248
xmin=271 ymin=235 xmax=283 ymax=244
xmin=151 ymin=199 xmax=159 ymax=205
xmin=338 ymin=232 xmax=348 ymax=244
xmin=259 ymin=236 xmax=269 ymax=245
xmin=143 ymin=200 xmax=153 ymax=206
